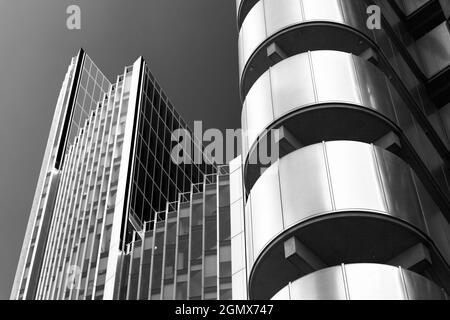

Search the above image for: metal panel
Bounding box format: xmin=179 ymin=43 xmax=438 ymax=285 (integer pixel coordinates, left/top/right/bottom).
xmin=244 ymin=194 xmax=254 ymax=269
xmin=311 ymin=50 xmax=361 ymax=104
xmin=264 ymin=0 xmax=302 ymax=36
xmin=231 ymin=269 xmax=248 ymax=300
xmin=230 ymin=201 xmax=244 ymax=239
xmin=326 ymin=141 xmax=386 ymax=212
xmin=231 ymin=233 xmax=246 ymax=275
xmin=229 ymin=164 xmax=244 ymax=205
xmin=242 ymin=71 xmax=274 ymax=157
xmin=302 ymin=0 xmax=344 ymax=22
xmin=401 ymin=267 xmax=445 ymax=300
xmin=240 ymin=2 xmax=267 ymax=73
xmin=345 ymin=263 xmax=406 ymax=300
xmin=271 ymin=53 xmax=315 ymax=118
xmin=278 ymin=143 xmax=333 ymax=229
xmin=374 ymin=146 xmax=426 ymax=232
xmin=249 ymin=163 xmax=284 ymax=257
xmin=353 ymin=56 xmax=396 ymax=121
xmin=289 ymin=265 xmax=347 ymax=300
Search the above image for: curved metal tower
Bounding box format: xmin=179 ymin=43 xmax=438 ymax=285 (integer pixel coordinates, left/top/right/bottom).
xmin=236 ymin=0 xmax=450 ymax=300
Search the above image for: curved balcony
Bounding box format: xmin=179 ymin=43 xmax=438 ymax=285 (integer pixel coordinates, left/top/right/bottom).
xmin=242 ymin=51 xmax=448 ymax=202
xmin=243 ymin=50 xmax=403 ymax=163
xmin=239 ymin=0 xmax=442 ymax=99
xmin=238 ymin=0 xmax=380 ymax=95
xmin=272 ymin=264 xmax=447 ymax=300
xmin=245 ymin=141 xmax=450 ymax=299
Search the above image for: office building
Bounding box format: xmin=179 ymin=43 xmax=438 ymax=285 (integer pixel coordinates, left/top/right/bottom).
xmin=11 ymin=50 xmax=214 ymax=300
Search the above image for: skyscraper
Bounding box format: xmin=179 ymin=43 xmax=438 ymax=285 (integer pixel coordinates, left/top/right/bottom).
xmin=11 ymin=50 xmax=215 ymax=300
xmin=237 ymin=0 xmax=450 ymax=299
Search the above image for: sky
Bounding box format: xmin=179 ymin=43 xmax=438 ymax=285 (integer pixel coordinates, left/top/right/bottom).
xmin=0 ymin=0 xmax=240 ymax=299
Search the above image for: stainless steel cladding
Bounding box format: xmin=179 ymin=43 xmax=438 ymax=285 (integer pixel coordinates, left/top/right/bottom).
xmin=236 ymin=0 xmax=450 ymax=300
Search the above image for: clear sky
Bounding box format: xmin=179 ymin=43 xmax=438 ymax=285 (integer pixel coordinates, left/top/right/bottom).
xmin=0 ymin=0 xmax=240 ymax=299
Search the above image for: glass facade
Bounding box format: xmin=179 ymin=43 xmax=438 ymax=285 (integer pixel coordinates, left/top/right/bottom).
xmin=118 ymin=166 xmax=232 ymax=300
xmin=127 ymin=64 xmax=214 ymax=233
xmin=68 ymin=54 xmax=111 ymax=145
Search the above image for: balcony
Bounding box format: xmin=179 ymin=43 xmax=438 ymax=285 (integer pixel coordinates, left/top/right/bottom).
xmin=244 ymin=141 xmax=450 ymax=299
xmin=242 ymin=51 xmax=450 ymax=208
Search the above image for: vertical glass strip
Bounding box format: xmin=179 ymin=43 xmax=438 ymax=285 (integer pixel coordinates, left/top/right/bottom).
xmin=162 ymin=208 xmax=178 ymax=299
xmin=175 ymin=201 xmax=190 ymax=299
xmin=139 ymin=226 xmax=153 ymax=299
xmin=203 ymin=183 xmax=218 ymax=300
xmin=218 ymin=175 xmax=232 ymax=300
xmin=127 ymin=236 xmax=142 ymax=299
xmin=189 ymin=192 xmax=204 ymax=300
xmin=118 ymin=246 xmax=130 ymax=299
xmin=150 ymin=214 xmax=165 ymax=299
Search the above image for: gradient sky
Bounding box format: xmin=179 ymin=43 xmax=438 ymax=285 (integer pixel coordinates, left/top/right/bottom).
xmin=0 ymin=0 xmax=240 ymax=299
